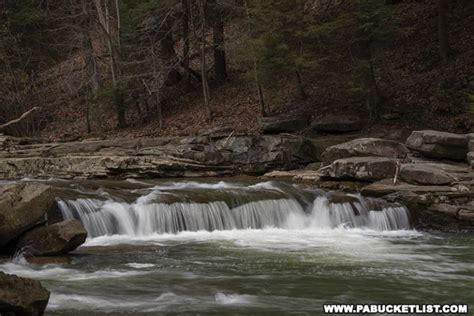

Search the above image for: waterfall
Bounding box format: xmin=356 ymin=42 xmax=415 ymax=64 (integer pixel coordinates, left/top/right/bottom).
xmin=58 ymin=182 xmax=411 ymax=237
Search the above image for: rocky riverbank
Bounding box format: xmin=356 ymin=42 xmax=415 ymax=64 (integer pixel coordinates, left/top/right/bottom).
xmin=265 ymin=130 xmax=474 ymax=231
xmin=1 ymin=130 xmax=474 ymax=232
xmin=0 ymin=134 xmax=320 ymax=179
xmin=0 ymin=182 xmax=88 ymax=315
xmin=1 ymin=130 xmax=473 ymax=314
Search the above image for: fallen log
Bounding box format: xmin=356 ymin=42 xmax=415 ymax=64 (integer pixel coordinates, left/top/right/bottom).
xmin=0 ymin=107 xmax=40 ymax=131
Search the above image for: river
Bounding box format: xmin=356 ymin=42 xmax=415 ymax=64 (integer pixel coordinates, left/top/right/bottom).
xmin=0 ymin=178 xmax=473 ymax=315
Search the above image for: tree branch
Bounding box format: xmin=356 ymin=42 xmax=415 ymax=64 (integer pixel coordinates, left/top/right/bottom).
xmin=0 ymin=107 xmax=41 ymax=131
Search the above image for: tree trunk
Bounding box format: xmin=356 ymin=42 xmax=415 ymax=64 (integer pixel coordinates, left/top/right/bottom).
xmin=82 ymin=34 xmax=100 ymax=92
xmin=94 ymin=0 xmax=126 ymax=128
xmin=208 ymin=0 xmax=227 ymax=82
xmin=86 ymin=95 xmax=91 ymax=134
xmin=295 ymin=70 xmax=307 ymax=100
xmin=243 ymin=0 xmax=266 ymax=116
xmin=198 ymin=0 xmax=212 ymax=120
xmin=437 ymin=0 xmax=450 ymax=64
xmin=364 ymin=43 xmax=380 ymax=123
xmin=155 ymin=92 xmax=163 ymax=129
xmin=81 ymin=0 xmax=100 ymax=133
xmin=182 ymin=0 xmax=191 ymax=87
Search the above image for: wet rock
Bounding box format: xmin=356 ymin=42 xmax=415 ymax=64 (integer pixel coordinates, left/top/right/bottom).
xmin=399 ymin=163 xmax=456 ymax=185
xmin=327 ymin=193 xmax=360 ymax=204
xmin=311 ymin=114 xmax=362 ymax=133
xmin=26 ymin=256 xmax=72 ymax=265
xmin=406 ymin=130 xmax=468 ymax=161
xmin=361 ymin=179 xmax=455 ymax=197
xmin=318 ymin=157 xmax=397 ymax=182
xmin=321 ymin=138 xmax=408 ymax=165
xmin=0 ymin=183 xmax=55 ymax=248
xmin=260 ymin=115 xmax=309 ymax=134
xmin=0 ymin=271 xmax=50 ymax=316
xmin=16 ymin=219 xmax=87 ymax=256
xmin=420 ymin=204 xmax=474 ymax=230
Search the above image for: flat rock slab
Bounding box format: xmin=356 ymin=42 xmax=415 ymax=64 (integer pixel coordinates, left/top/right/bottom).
xmin=319 ymin=157 xmax=397 ymax=182
xmin=262 ymin=170 xmax=300 ymax=178
xmin=400 ymin=163 xmax=457 ymax=185
xmin=321 ymin=138 xmax=408 ymax=165
xmin=292 ymin=170 xmax=321 ymax=182
xmin=406 ymin=130 xmax=468 ymax=161
xmin=0 ymin=135 xmax=320 ymax=179
xmin=361 ymin=180 xmax=455 ymax=197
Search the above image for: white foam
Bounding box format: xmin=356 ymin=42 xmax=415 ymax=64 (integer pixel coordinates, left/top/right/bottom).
xmin=126 ymin=263 xmax=156 ymax=269
xmin=83 ymin=227 xmax=424 ymax=264
xmin=215 ymin=292 xmax=254 ymax=305
xmin=0 ymin=261 xmax=147 ymax=281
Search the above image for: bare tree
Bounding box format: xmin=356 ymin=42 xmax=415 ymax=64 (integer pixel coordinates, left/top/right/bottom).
xmin=208 ymin=0 xmax=227 ymax=82
xmin=182 ymin=0 xmax=191 ymax=87
xmin=437 ymin=0 xmax=450 ymax=64
xmin=197 ymin=0 xmax=212 ymax=120
xmin=0 ymin=107 xmax=41 ymax=132
xmin=243 ymin=0 xmax=267 ymax=116
xmin=94 ymin=0 xmax=126 ymax=128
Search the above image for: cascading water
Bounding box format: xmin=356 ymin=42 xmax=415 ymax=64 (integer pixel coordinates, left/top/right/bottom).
xmin=58 ymin=181 xmax=411 ymax=237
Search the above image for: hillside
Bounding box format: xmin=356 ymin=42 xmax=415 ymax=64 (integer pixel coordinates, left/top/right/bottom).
xmin=2 ymin=0 xmax=473 ymax=141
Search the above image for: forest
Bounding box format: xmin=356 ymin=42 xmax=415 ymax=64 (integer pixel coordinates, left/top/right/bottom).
xmin=2 ymin=2 xmax=474 ymax=315
xmin=0 ymin=0 xmax=473 ymax=140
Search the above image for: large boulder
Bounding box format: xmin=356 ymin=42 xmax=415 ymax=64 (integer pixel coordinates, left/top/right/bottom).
xmin=405 ymin=130 xmax=468 ymax=161
xmin=0 ymin=272 xmax=50 ymax=315
xmin=260 ymin=115 xmax=309 ymax=134
xmin=399 ymin=163 xmax=456 ymax=185
xmin=321 ymin=138 xmax=408 ymax=165
xmin=318 ymin=157 xmax=397 ymax=182
xmin=16 ymin=219 xmax=87 ymax=256
xmin=311 ymin=114 xmax=362 ymax=133
xmin=0 ymin=183 xmax=55 ymax=248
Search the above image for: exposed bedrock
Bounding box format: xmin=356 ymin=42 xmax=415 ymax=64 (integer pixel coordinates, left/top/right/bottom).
xmin=265 ymin=130 xmax=474 ymax=231
xmin=0 ymin=135 xmax=319 ymax=179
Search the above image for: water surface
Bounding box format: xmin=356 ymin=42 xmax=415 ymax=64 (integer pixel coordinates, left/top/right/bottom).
xmin=1 ymin=179 xmax=472 ymax=315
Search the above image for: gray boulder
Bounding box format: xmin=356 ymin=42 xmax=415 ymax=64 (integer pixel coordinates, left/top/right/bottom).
xmin=318 ymin=157 xmax=397 ymax=181
xmin=260 ymin=115 xmax=309 ymax=134
xmin=16 ymin=219 xmax=87 ymax=256
xmin=0 ymin=272 xmax=50 ymax=316
xmin=0 ymin=183 xmax=55 ymax=248
xmin=321 ymin=138 xmax=408 ymax=165
xmin=399 ymin=163 xmax=456 ymax=185
xmin=406 ymin=130 xmax=468 ymax=161
xmin=311 ymin=114 xmax=362 ymax=133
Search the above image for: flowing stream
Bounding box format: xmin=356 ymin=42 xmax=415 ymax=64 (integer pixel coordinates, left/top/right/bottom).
xmin=1 ymin=178 xmax=473 ymax=315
